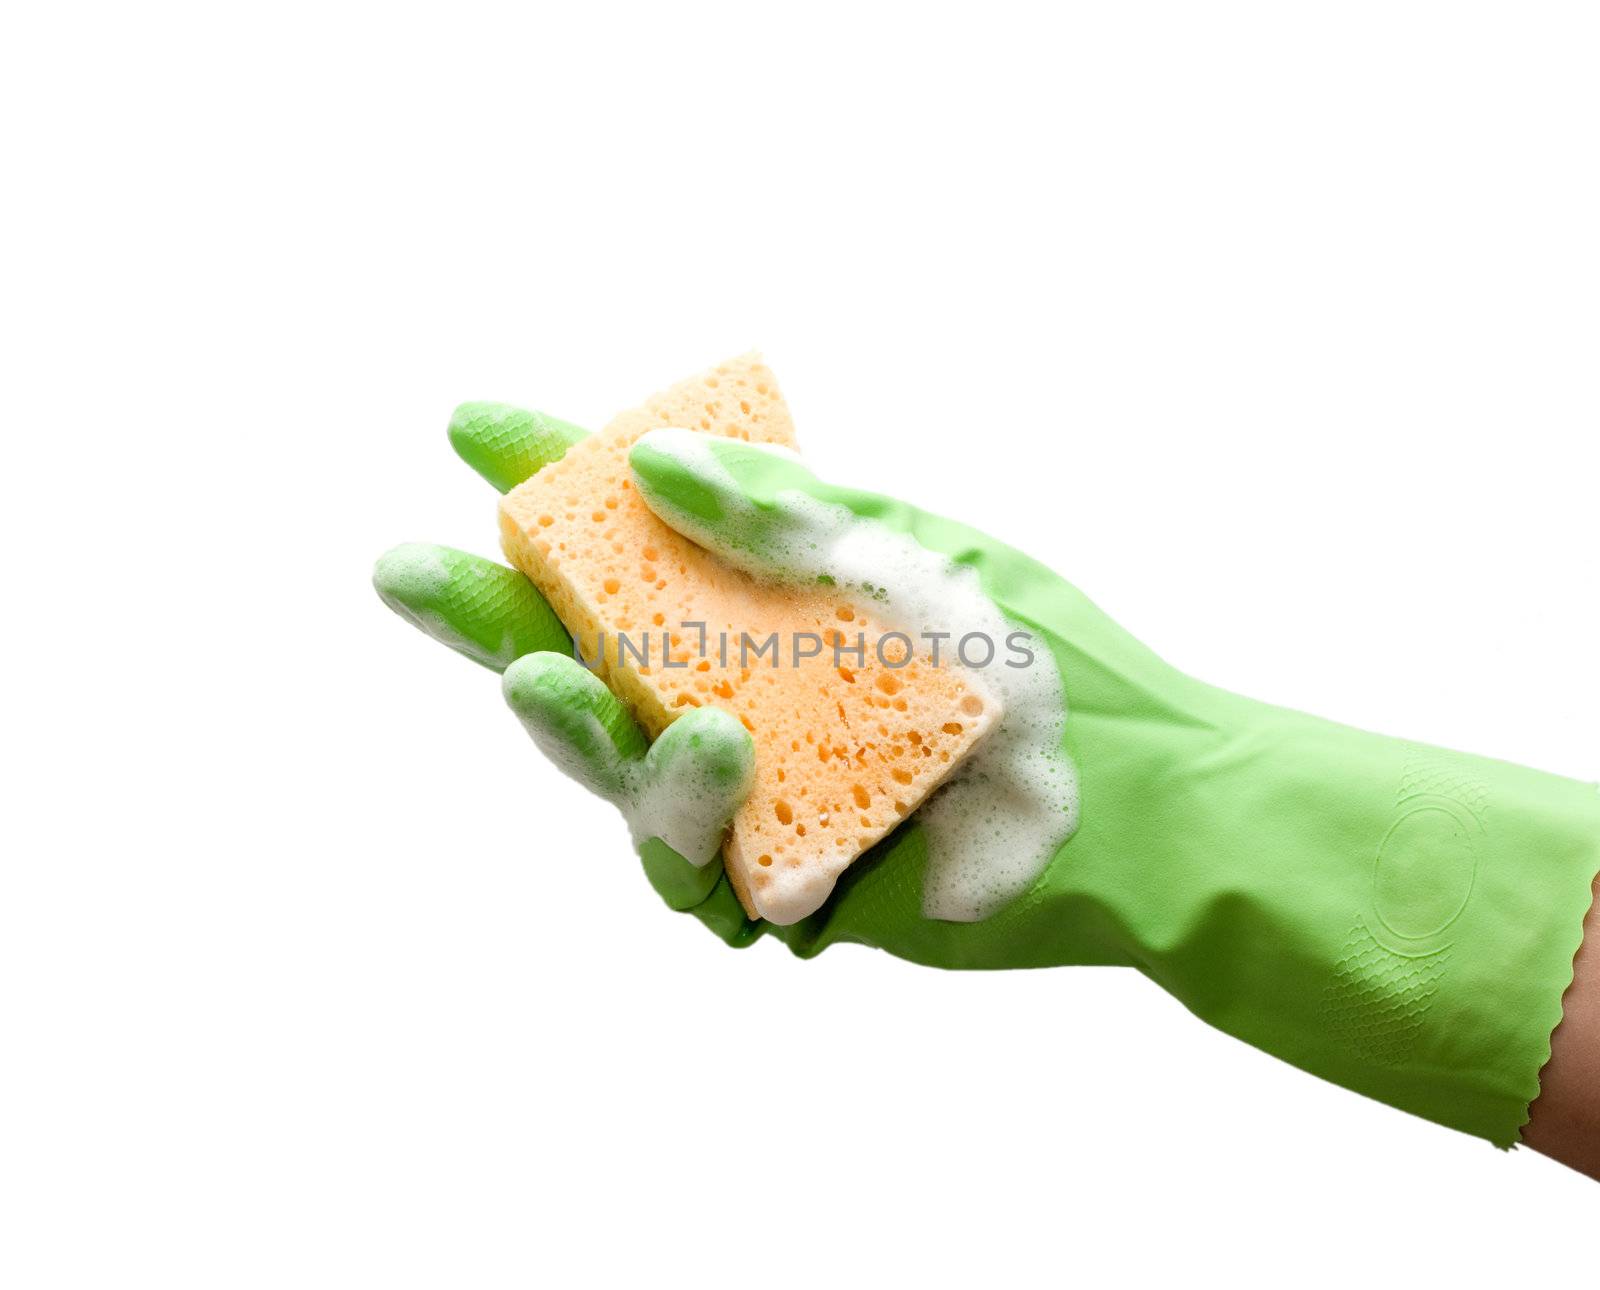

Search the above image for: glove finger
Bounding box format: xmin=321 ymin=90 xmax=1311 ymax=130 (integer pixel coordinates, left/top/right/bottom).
xmin=501 ymin=651 xmax=648 ymax=799
xmin=502 ymin=654 xmax=755 ymax=865
xmin=503 ymin=653 xmax=764 ymax=944
xmin=636 ymin=706 xmax=755 ymax=866
xmin=449 ymin=402 xmax=589 ymax=493
xmin=637 ymin=710 xmax=761 ymax=942
xmin=627 ymin=429 xmax=845 ymax=580
xmin=373 ymin=543 xmax=569 ymax=671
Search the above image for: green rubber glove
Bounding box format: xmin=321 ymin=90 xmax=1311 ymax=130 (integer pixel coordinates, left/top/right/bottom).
xmin=376 ymin=403 xmax=1600 ymax=1148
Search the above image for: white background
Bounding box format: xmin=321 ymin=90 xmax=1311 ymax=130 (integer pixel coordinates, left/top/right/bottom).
xmin=4 ymin=3 xmax=1597 ymax=1285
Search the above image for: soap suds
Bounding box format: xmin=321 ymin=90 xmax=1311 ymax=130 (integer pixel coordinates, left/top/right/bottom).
xmin=625 ymin=708 xmax=757 ymax=865
xmin=631 ymin=430 xmax=1079 ymax=922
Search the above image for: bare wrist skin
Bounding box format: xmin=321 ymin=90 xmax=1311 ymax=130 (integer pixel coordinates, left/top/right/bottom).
xmin=1523 ymin=876 xmax=1600 ymax=1180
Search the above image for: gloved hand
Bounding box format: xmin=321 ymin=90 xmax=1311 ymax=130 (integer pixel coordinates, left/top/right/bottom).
xmin=376 ymin=403 xmax=1600 ymax=1149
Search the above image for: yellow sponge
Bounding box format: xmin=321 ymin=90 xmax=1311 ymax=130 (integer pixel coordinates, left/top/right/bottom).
xmin=499 ymin=355 xmax=996 ymax=923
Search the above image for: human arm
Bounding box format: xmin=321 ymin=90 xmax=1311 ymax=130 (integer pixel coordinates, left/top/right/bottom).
xmin=1523 ymin=878 xmax=1600 ymax=1179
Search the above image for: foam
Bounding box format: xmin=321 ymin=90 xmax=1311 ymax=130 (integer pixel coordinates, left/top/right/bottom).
xmin=632 ymin=429 xmax=1078 ymax=922
xmin=624 ymin=710 xmax=755 ymax=865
